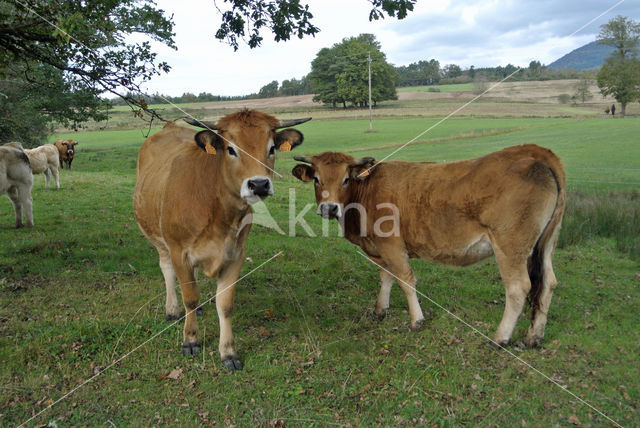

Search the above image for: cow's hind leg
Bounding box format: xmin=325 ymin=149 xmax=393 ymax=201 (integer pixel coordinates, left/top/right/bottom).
xmin=171 ymin=253 xmax=200 ymax=355
xmin=8 ymin=184 xmax=33 ymax=228
xmin=157 ymin=245 xmax=181 ymax=320
xmin=373 ymin=267 xmax=395 ymax=320
xmin=44 ymin=169 xmax=51 ymax=189
xmin=526 ymin=230 xmax=560 ymax=347
xmin=214 ymin=255 xmax=244 ymax=370
xmin=52 ymin=166 xmax=60 ymax=189
xmin=493 ymin=251 xmax=531 ymax=346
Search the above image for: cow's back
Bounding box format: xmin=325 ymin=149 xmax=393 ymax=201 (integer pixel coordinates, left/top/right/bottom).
xmin=348 ymin=144 xmax=564 ymax=264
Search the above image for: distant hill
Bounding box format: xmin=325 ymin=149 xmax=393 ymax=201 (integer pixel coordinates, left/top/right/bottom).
xmin=547 ymin=41 xmax=615 ymax=71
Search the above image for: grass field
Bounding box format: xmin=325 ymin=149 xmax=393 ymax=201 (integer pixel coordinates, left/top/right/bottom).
xmin=2 ymin=85 xmax=639 ymax=426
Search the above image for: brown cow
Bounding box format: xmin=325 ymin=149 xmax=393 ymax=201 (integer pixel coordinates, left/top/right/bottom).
xmin=292 ymin=145 xmax=565 ymax=348
xmin=134 ymin=109 xmax=309 ymax=370
xmin=54 ymin=139 xmax=78 ymax=169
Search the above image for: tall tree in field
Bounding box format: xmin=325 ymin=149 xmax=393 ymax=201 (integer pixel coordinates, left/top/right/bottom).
xmin=596 ymin=15 xmax=640 ymax=116
xmin=573 ymin=78 xmax=593 ymax=104
xmin=311 ymin=34 xmax=396 ymax=108
xmin=0 ymin=0 xmax=175 ymax=145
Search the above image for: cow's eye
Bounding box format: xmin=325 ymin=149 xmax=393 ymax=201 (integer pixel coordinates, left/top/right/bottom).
xmin=342 ymin=177 xmax=349 ymax=186
xmin=227 ymin=146 xmax=238 ymax=157
xmin=268 ymin=145 xmax=276 ymax=156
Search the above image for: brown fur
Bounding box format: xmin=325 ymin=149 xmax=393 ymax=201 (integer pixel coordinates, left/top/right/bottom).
xmin=54 ymin=139 xmax=78 ymax=170
xmin=293 ymin=144 xmax=565 ymax=347
xmin=134 ymin=110 xmax=305 ymax=369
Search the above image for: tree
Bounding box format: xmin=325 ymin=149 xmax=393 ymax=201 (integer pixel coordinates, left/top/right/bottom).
xmin=0 ymin=0 xmax=175 ymax=145
xmin=214 ymin=0 xmax=417 ymax=50
xmin=443 ymin=64 xmax=462 ymax=79
xmin=596 ymin=15 xmax=640 ymax=116
xmin=573 ymin=78 xmax=593 ymax=104
xmin=394 ymin=59 xmax=440 ymax=87
xmin=258 ymin=80 xmax=279 ymax=98
xmin=310 ymin=34 xmax=396 ymax=108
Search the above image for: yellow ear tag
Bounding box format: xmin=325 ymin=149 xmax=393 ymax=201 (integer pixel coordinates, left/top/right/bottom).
xmin=358 ymin=169 xmax=370 ymax=178
xmin=279 ymin=140 xmax=292 ymax=152
xmin=205 ymin=141 xmax=216 ymax=155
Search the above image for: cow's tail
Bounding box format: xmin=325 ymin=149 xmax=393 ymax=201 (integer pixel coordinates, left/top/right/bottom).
xmin=527 ymin=159 xmax=566 ymax=314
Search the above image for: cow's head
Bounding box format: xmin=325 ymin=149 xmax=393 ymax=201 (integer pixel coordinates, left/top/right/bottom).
xmin=61 ymin=140 xmax=78 ymax=157
xmin=292 ymin=152 xmax=375 ymax=219
xmin=187 ymin=110 xmax=309 ymax=204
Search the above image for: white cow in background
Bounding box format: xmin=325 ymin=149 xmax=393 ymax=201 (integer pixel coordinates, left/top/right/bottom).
xmin=23 ymin=144 xmax=60 ymax=189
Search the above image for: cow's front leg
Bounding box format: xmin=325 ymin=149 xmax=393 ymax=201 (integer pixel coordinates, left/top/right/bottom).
xmin=215 ymin=256 xmax=244 ymax=370
xmin=172 ymin=256 xmax=200 ymax=355
xmin=378 ymin=244 xmax=424 ymax=330
xmin=373 ymin=268 xmax=395 ymax=320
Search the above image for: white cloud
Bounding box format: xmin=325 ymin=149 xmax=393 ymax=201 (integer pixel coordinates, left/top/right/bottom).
xmin=139 ymin=0 xmax=640 ymax=96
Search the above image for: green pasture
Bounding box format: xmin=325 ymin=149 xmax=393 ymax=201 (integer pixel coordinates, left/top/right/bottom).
xmin=1 ymin=114 xmax=639 ymax=426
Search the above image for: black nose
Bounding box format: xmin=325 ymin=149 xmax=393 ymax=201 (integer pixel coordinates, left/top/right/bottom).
xmin=318 ymin=202 xmax=340 ymax=219
xmin=247 ymin=178 xmax=271 ymax=197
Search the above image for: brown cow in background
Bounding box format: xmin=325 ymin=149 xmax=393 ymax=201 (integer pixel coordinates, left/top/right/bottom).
xmin=293 ymin=144 xmax=565 ymax=348
xmin=54 ymin=139 xmax=78 ymax=169
xmin=134 ymin=110 xmax=309 ymax=370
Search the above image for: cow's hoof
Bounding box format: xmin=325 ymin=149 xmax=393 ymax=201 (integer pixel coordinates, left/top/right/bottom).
xmin=166 ymin=313 xmax=180 ymax=321
xmin=222 ymin=355 xmax=243 ymax=371
xmin=485 ymin=339 xmax=508 ymax=350
xmin=370 ymin=308 xmax=387 ymax=321
xmin=196 ymin=307 xmax=203 ymax=317
xmin=524 ymin=335 xmax=542 ymax=348
xmin=409 ymin=318 xmax=426 ymax=331
xmin=182 ymin=342 xmax=201 ymax=356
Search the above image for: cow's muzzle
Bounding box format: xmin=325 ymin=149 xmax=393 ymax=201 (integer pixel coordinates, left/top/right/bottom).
xmin=241 ymin=176 xmax=274 ymax=203
xmin=317 ymin=202 xmax=342 ymax=219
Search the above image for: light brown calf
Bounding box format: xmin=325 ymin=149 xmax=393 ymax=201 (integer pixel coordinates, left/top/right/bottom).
xmin=292 ymin=145 xmax=565 ymax=347
xmin=134 ymin=110 xmax=309 ymax=370
xmin=24 ymin=144 xmax=60 ymax=189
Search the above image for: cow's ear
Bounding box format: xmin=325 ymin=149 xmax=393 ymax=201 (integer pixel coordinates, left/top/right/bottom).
xmin=349 ymin=157 xmax=376 ymax=181
xmin=195 ymin=130 xmax=223 ymax=155
xmin=292 ymin=164 xmax=315 ymax=182
xmin=275 ymin=129 xmax=303 ymax=152
xmin=72 ymin=141 xmax=78 ymax=146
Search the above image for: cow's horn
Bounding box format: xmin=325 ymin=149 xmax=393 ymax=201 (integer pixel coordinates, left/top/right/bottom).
xmin=277 ymin=117 xmax=311 ymax=128
xmin=184 ymin=117 xmax=219 ymax=130
xmin=293 ymin=156 xmax=313 ymax=164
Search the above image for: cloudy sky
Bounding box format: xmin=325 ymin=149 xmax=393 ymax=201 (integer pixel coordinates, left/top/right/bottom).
xmin=141 ymin=0 xmax=640 ymax=97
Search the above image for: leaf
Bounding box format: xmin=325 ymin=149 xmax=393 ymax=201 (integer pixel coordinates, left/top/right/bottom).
xmin=167 ymin=368 xmax=183 ymax=380
xmin=259 ymin=326 xmax=271 ymax=337
xmin=568 ymin=414 xmax=580 ymax=425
